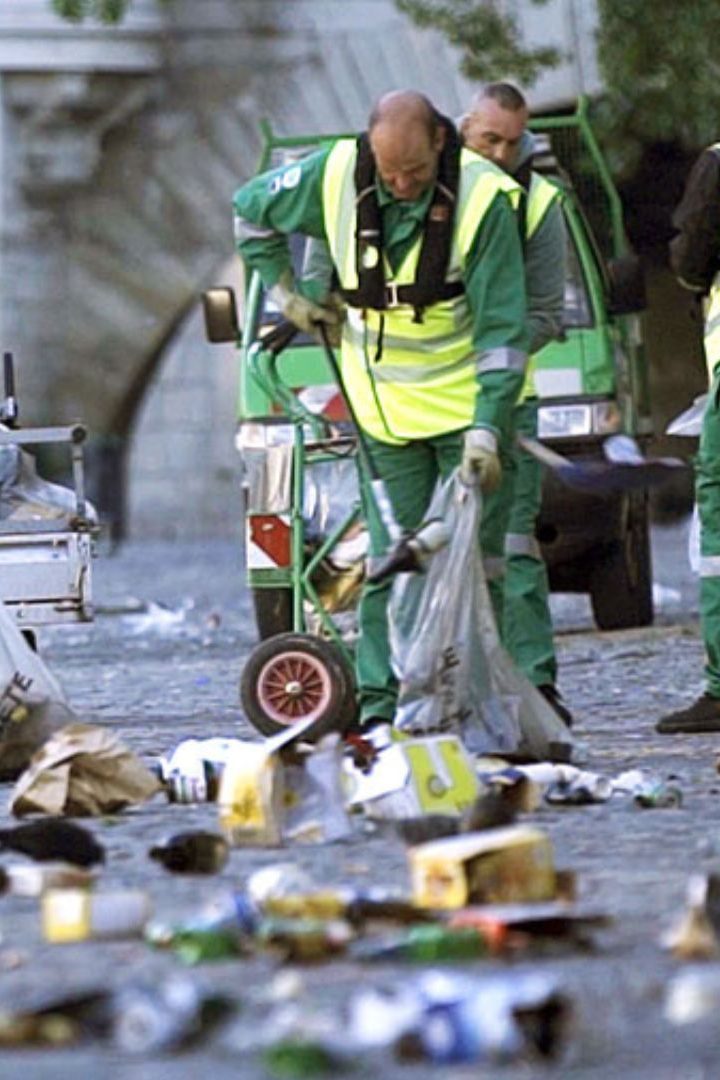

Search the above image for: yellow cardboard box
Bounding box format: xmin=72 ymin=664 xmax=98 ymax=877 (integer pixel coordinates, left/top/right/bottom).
xmin=409 ymin=825 xmax=556 ymax=909
xmin=347 ymin=733 xmax=480 ymax=819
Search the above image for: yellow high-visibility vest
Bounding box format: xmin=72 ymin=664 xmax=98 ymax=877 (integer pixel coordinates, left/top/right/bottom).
xmin=322 ymin=140 xmax=522 ymax=443
xmin=520 ymin=172 xmax=564 ymax=400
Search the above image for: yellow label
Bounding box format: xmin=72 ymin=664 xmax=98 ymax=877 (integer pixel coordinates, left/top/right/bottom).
xmin=403 ymin=736 xmax=479 ymax=815
xmin=42 ymin=888 xmax=91 ymax=943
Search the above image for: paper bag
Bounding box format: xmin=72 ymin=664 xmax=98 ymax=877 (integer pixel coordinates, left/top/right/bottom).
xmin=9 ymin=723 xmax=162 ymax=817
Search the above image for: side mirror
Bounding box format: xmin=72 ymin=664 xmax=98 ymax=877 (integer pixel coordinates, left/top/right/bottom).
xmin=202 ymin=287 xmax=240 ymax=343
xmin=607 ymin=254 xmax=646 ymax=315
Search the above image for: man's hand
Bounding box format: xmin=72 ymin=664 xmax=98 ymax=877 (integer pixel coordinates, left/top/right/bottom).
xmin=269 ymin=272 xmax=344 ymax=345
xmin=460 ymin=428 xmax=502 ymax=492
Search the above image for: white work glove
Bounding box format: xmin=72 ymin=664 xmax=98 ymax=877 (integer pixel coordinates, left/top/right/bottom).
xmin=269 ymin=271 xmax=345 ymax=346
xmin=460 ymin=428 xmax=502 ymax=492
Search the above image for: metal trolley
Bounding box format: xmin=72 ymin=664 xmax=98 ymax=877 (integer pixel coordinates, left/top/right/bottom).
xmin=205 ymin=288 xmax=365 ymax=741
xmin=0 ymin=355 xmax=95 ymax=640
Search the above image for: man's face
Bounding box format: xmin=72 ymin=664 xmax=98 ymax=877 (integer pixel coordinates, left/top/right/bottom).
xmin=462 ymin=98 xmax=528 ymax=172
xmin=370 ymin=121 xmax=445 ymax=201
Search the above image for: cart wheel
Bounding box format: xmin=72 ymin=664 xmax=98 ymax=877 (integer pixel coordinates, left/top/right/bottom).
xmin=240 ymin=633 xmax=356 ymax=740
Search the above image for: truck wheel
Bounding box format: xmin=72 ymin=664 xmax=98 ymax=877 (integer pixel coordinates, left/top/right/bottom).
xmin=589 ymin=492 xmax=653 ymax=630
xmin=240 ymin=632 xmax=356 ymax=740
xmin=252 ymin=588 xmax=293 ymax=640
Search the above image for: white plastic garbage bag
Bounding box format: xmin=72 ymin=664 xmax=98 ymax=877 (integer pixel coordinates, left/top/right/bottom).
xmin=0 ymin=430 xmax=96 ymax=523
xmin=389 ymin=473 xmax=572 ymax=760
xmin=0 ymin=602 xmax=77 ymax=779
xmin=665 ymin=393 xmax=707 ymax=438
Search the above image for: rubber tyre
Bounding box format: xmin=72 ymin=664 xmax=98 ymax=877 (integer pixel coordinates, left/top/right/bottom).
xmin=589 ymin=492 xmax=653 ymax=630
xmin=240 ymin=632 xmax=356 ymax=740
xmin=252 ymin=587 xmax=293 ymax=641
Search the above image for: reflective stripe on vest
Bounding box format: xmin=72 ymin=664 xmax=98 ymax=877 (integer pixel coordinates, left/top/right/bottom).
xmin=322 ymin=141 xmax=522 ymax=443
xmin=520 ymin=172 xmax=564 ymax=400
xmin=700 ymin=554 xmax=720 ymax=577
xmin=504 ymin=531 xmax=542 ymax=559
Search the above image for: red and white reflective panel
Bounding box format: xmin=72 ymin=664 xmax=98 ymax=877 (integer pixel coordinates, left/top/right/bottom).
xmin=247 ymin=514 xmax=292 ymax=568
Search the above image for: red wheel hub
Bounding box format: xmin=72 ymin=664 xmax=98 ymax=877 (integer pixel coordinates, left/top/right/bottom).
xmin=256 ymin=650 xmax=333 ymax=726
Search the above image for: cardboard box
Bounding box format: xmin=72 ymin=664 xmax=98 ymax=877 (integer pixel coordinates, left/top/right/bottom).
xmin=346 ymin=733 xmax=479 ymax=819
xmin=409 ymin=825 xmax=556 ymax=909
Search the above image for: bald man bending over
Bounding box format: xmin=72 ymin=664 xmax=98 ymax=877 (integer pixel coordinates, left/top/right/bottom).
xmin=234 ymin=90 xmax=528 ymax=733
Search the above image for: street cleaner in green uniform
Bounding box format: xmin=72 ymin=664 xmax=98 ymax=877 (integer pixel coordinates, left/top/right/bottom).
xmin=657 ymin=143 xmax=720 ymax=733
xmin=233 ymin=90 xmax=528 ymax=733
xmin=461 ymin=82 xmax=572 ymax=727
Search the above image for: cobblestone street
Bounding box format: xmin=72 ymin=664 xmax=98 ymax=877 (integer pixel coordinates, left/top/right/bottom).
xmin=0 ymin=522 xmax=718 ymax=1079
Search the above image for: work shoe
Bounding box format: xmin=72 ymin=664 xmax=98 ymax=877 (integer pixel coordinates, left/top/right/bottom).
xmin=656 ymin=694 xmax=720 ymax=734
xmin=538 ymin=684 xmax=574 ymax=729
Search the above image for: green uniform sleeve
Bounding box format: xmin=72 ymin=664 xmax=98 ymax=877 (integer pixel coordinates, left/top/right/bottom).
xmin=526 ymin=199 xmax=566 ymax=354
xmin=463 ymin=191 xmax=529 ymax=435
xmin=233 ymin=147 xmax=331 ymax=289
xmin=301 ymin=238 xmax=335 ymax=304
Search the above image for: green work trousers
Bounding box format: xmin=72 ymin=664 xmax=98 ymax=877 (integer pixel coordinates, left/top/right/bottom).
xmin=698 ymin=379 xmax=720 ymax=697
xmin=355 ymin=430 xmax=507 ymax=725
xmin=498 ymin=399 xmax=557 ymax=687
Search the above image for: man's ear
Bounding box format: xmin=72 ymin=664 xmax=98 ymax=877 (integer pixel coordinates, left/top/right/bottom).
xmin=458 ymin=114 xmax=470 ymax=140
xmin=434 ymin=124 xmax=447 ymax=153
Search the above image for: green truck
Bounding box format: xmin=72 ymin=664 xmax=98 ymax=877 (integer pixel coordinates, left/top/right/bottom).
xmin=207 ymin=98 xmax=651 ymax=641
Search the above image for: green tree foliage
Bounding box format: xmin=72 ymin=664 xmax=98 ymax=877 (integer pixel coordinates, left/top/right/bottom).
xmin=52 ymin=0 xmax=132 ymax=22
xmin=395 ymin=0 xmax=560 ymax=86
xmin=595 ymin=0 xmax=720 ymax=172
xmin=397 ymin=0 xmax=720 ymax=175
xmin=52 ymin=0 xmax=173 ymax=22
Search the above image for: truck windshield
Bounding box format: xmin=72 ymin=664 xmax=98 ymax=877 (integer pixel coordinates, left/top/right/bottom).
xmin=563 ymin=229 xmax=593 ymax=329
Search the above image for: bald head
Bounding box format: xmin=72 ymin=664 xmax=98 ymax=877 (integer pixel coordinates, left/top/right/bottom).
xmin=369 ymin=91 xmax=439 ymax=136
xmin=462 ymin=82 xmax=529 ymax=173
xmin=368 ymin=90 xmax=445 ymax=201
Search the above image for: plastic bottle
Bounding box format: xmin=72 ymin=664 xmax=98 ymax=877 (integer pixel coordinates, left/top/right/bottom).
xmin=396 ymin=971 xmax=568 ymax=1064
xmin=354 ymin=924 xmax=492 ymax=963
xmin=255 ymin=916 xmax=353 ymax=962
xmin=42 ymin=888 xmax=151 ymax=943
xmin=113 ymin=978 xmax=203 ymax=1053
xmin=0 ymin=862 xmax=95 ymax=898
xmin=169 ymin=928 xmax=243 ymax=965
xmin=633 ymin=782 xmax=683 ymax=808
xmin=144 ymin=891 xmax=258 ymax=962
xmin=112 ymin=975 xmax=232 ymax=1053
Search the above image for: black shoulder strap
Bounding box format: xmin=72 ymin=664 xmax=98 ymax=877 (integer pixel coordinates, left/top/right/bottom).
xmin=339 ymin=117 xmax=465 ymax=314
xmin=407 ymin=115 xmax=462 ymax=310
xmin=351 ymin=133 xmax=386 ymax=310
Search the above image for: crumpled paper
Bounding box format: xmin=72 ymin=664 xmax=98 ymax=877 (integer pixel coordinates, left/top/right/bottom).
xmin=9 ymin=723 xmax=162 ymax=817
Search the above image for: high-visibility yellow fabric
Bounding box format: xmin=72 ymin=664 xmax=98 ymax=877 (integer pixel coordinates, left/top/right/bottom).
xmin=323 ymin=141 xmax=521 ymax=442
xmin=520 ymin=172 xmax=564 ymax=400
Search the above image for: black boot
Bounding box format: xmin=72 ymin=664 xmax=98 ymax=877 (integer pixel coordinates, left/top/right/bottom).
xmin=656 ymin=694 xmax=720 ymax=734
xmin=538 ymin=684 xmax=573 ymax=729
